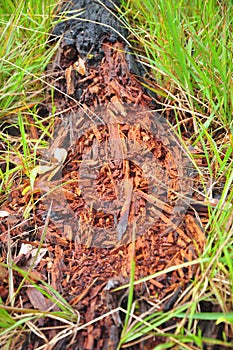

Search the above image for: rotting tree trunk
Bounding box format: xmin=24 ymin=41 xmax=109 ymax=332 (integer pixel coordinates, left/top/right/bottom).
xmin=41 ymin=1 xmax=206 ymax=349
xmin=41 ymin=2 xmax=205 ymax=348
xmin=49 ymin=0 xmax=155 ymax=109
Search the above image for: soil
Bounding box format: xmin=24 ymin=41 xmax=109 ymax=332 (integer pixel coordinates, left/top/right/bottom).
xmin=0 ymin=1 xmax=220 ymax=349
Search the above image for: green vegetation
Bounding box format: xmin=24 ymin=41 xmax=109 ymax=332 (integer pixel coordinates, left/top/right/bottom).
xmin=0 ymin=0 xmax=78 ymax=347
xmin=119 ymin=0 xmax=233 ymax=348
xmin=0 ymin=0 xmax=59 ymax=198
xmin=0 ymin=0 xmax=59 ymax=119
xmin=0 ymin=0 xmax=232 ymax=349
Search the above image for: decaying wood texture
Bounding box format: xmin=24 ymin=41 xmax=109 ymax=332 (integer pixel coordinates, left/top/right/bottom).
xmin=0 ymin=1 xmax=207 ymax=349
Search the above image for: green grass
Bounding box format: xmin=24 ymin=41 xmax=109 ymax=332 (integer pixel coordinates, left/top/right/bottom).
xmin=122 ymin=0 xmax=232 ymax=125
xmin=0 ymin=1 xmax=80 ymax=348
xmin=0 ymin=0 xmax=58 ymax=119
xmin=0 ymin=0 xmax=232 ymax=349
xmin=118 ymin=0 xmax=233 ymax=348
xmin=0 ymin=0 xmax=58 ymax=196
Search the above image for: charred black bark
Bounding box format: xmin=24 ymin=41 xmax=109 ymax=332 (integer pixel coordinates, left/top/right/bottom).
xmin=51 ymin=0 xmax=145 ymax=76
xmin=52 ymin=1 xmax=127 ymax=56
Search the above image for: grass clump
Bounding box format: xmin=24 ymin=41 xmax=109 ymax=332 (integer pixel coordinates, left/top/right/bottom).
xmin=119 ymin=0 xmax=233 ymax=348
xmin=0 ymin=0 xmax=58 ymax=119
xmin=123 ymin=0 xmax=232 ymax=126
xmin=0 ymin=1 xmax=80 ymax=348
xmin=0 ymin=0 xmax=59 ymax=197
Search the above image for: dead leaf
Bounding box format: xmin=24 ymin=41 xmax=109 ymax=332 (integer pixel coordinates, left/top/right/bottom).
xmin=26 ymin=286 xmax=53 ymax=311
xmin=73 ymin=57 xmax=86 ymax=76
xmin=0 ymin=210 xmax=10 ymax=218
xmin=16 ymin=243 xmax=47 ymax=268
xmin=37 ymin=147 xmax=67 ymax=180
